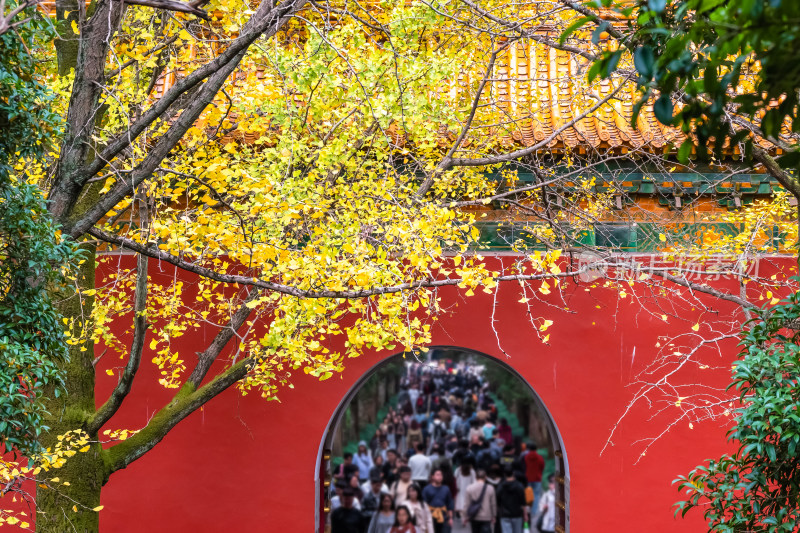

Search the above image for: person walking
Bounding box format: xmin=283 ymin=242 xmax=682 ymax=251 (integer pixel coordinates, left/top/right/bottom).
xmin=496 ymin=466 xmax=528 ymax=533
xmin=454 ymin=461 xmax=476 ymax=521
xmin=463 ymin=470 xmax=496 ymax=533
xmin=536 ymin=475 xmax=556 ymax=533
xmin=354 ymin=441 xmax=375 ymax=483
xmin=408 ymin=443 xmax=432 ymax=489
xmin=496 ymin=419 xmax=513 ymax=451
xmin=391 ymin=466 xmax=414 ymax=508
xmin=395 ymin=416 xmax=407 ymax=455
xmin=331 ymin=488 xmax=363 ymax=533
xmin=406 ymin=484 xmax=434 ymax=533
xmin=368 ymin=493 xmax=397 ymax=533
xmin=523 ymin=443 xmax=544 ymax=520
xmin=407 ymin=420 xmax=423 ymax=452
xmin=422 ymin=469 xmax=454 ymax=533
xmin=336 ymin=453 xmax=354 ymax=482
xmin=389 ymin=505 xmax=417 ymax=533
xmin=362 ymin=473 xmax=389 ymax=531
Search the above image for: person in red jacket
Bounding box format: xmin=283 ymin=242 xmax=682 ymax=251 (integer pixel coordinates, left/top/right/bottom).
xmin=497 ymin=419 xmax=513 ymax=450
xmin=523 ymin=442 xmax=545 ymax=520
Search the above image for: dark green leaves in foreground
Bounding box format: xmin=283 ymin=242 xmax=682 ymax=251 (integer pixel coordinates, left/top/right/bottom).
xmin=636 ymin=0 xmax=800 ymax=164
xmin=0 ymin=2 xmax=74 ymax=455
xmin=0 ymin=179 xmax=76 ymax=455
xmin=675 ymin=290 xmax=800 ymax=531
xmin=574 ymin=0 xmax=800 ymax=167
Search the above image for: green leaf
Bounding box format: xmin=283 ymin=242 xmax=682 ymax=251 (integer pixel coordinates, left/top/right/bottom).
xmin=653 ymin=94 xmax=674 ymax=125
xmin=634 ymin=46 xmax=656 ymax=80
xmin=677 ymin=139 xmax=693 ymax=162
xmin=559 ymin=17 xmax=591 ymax=44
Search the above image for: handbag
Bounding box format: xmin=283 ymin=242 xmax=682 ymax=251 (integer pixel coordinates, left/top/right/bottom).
xmin=535 ymin=507 xmax=546 ymax=531
xmin=466 ymin=482 xmax=488 ymax=520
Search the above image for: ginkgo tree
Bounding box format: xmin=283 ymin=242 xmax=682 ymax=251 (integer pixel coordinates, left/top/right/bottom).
xmin=0 ymin=0 xmax=796 ymax=530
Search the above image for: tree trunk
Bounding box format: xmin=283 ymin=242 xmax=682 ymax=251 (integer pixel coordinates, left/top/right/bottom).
xmin=38 ymin=245 xmax=106 ymax=532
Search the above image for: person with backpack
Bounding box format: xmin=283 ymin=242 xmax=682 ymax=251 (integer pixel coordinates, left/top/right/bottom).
xmin=496 ymin=466 xmax=528 ymax=533
xmin=362 ymin=473 xmax=388 ymax=532
xmin=523 ymin=442 xmax=545 ymax=522
xmin=464 ymin=470 xmax=495 ymax=533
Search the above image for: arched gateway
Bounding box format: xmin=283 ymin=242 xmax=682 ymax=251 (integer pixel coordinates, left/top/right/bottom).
xmin=315 ymin=347 xmax=571 ymax=532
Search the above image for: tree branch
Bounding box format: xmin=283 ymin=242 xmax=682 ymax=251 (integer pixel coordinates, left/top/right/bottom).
xmin=751 ymin=145 xmax=800 ymax=199
xmin=637 ymin=264 xmax=761 ymax=312
xmin=50 ymin=0 xmax=309 ymax=235
xmin=185 ymin=289 xmax=261 ymax=387
xmin=86 ymin=225 xmax=571 ymax=298
xmin=458 ymin=0 xmax=598 ymax=61
xmin=87 ymin=191 xmax=150 ymax=435
xmin=103 ymin=358 xmax=252 ymax=477
xmin=417 ymin=39 xmax=511 ymax=196
xmin=48 ymin=0 xmax=126 ymax=223
xmin=119 ymin=0 xmax=210 ymax=19
xmin=0 ymin=0 xmax=39 ymax=36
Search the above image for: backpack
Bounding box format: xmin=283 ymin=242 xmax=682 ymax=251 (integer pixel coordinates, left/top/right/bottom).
xmin=524 ymin=485 xmax=534 ymax=505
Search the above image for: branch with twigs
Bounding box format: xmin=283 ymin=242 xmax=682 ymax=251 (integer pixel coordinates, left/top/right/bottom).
xmin=0 ymin=0 xmax=40 ymax=36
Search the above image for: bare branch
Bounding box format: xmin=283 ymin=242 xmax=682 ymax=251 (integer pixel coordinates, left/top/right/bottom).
xmin=87 ymin=190 xmax=151 ymax=435
xmin=0 ymin=0 xmax=39 ymax=36
xmin=118 ymin=0 xmax=210 ymax=19
xmin=185 ymin=289 xmax=261 ymax=387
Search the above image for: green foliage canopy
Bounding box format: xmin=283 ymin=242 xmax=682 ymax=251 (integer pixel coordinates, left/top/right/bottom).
xmin=676 ymin=292 xmax=800 ymax=531
xmin=0 ymin=2 xmax=74 ymax=454
xmin=575 ymin=0 xmax=800 ymax=166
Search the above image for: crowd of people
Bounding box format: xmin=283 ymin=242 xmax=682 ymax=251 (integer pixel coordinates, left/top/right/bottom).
xmin=329 ymin=361 xmax=557 ymax=533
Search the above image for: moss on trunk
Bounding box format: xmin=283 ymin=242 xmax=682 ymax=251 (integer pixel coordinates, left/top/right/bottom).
xmin=38 ymin=245 xmax=106 ymax=532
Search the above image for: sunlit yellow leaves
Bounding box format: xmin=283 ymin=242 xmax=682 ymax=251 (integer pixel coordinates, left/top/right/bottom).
xmin=0 ymin=429 xmax=93 ymax=522
xmin=102 ymin=428 xmax=138 ymax=441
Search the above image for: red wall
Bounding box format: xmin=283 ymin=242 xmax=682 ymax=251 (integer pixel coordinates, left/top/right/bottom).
xmin=88 ymin=255 xmax=792 ymax=532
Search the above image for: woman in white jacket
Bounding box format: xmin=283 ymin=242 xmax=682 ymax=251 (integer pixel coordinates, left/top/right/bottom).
xmin=405 ymin=483 xmax=434 ymax=533
xmin=454 ymin=462 xmax=476 ymax=520
xmin=536 ymin=475 xmax=556 ymax=533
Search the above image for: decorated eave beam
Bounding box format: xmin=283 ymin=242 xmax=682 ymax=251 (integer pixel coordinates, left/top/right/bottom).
xmin=472 ymin=220 xmax=788 ymax=253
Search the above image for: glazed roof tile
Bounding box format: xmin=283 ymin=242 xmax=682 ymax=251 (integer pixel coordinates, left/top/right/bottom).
xmin=38 ymin=3 xmax=777 ymax=155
